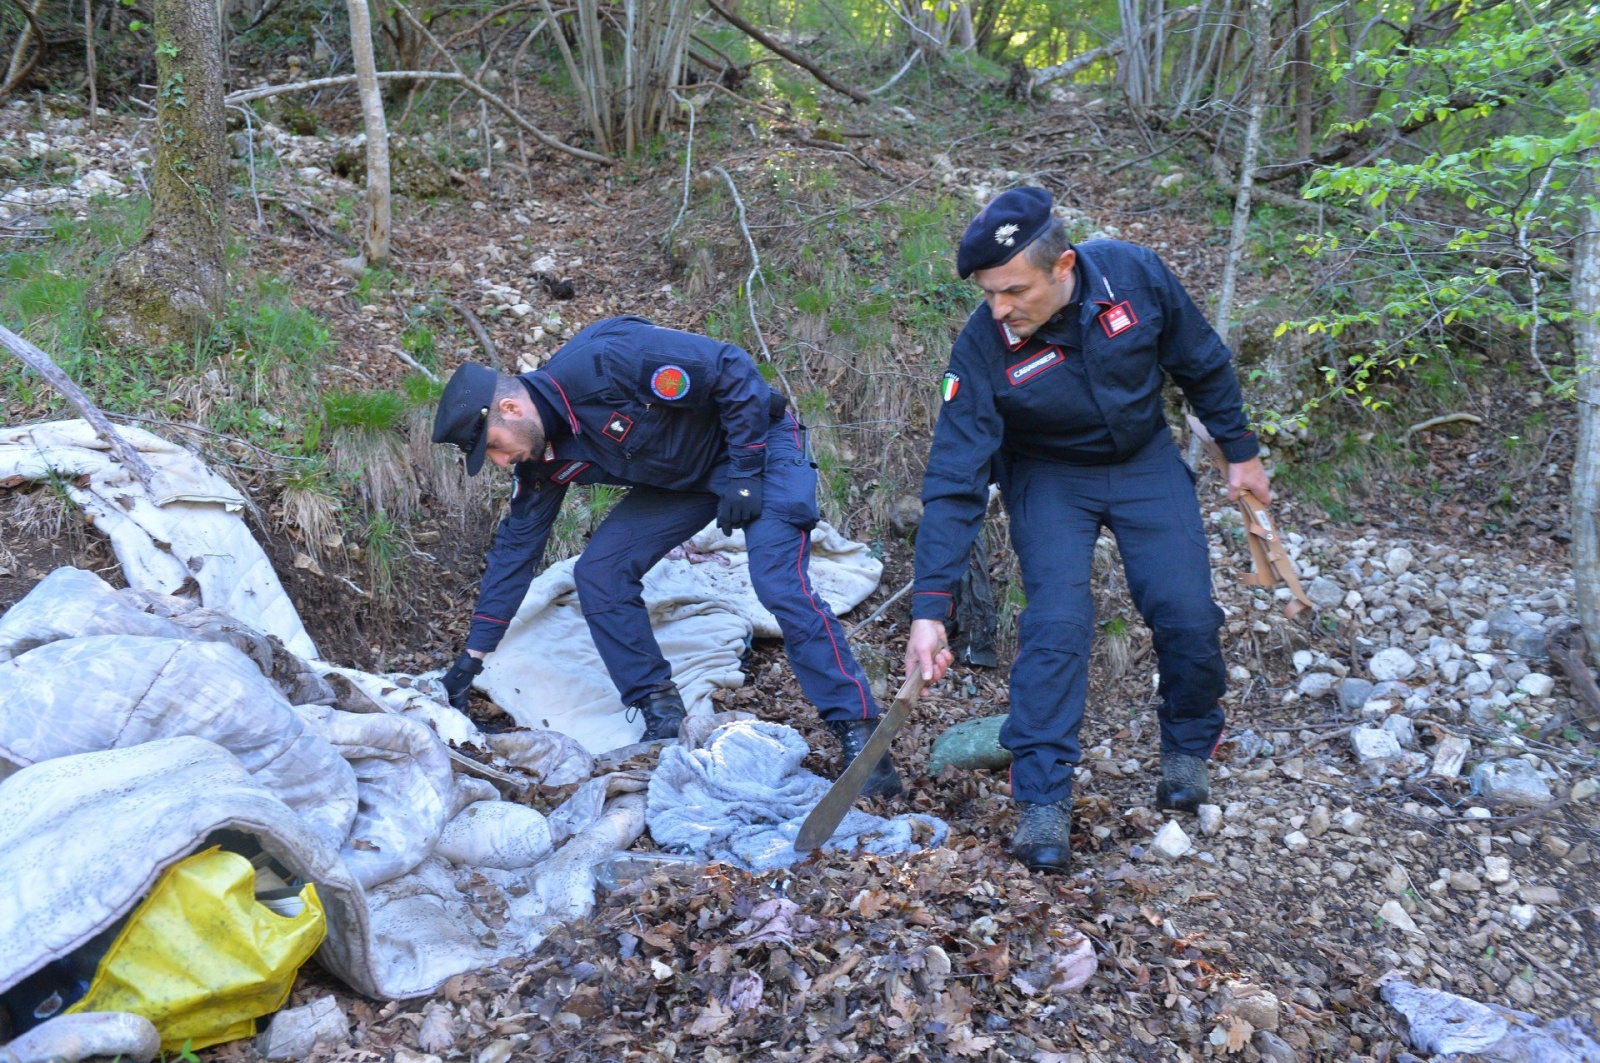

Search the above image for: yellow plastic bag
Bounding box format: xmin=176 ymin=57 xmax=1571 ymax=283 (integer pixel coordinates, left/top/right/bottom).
xmin=66 ymin=846 xmax=326 ymax=1052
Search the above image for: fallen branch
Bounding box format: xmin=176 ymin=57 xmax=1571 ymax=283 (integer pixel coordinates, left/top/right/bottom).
xmin=1547 ymin=622 xmax=1600 ymax=729
xmin=847 ymin=578 xmax=913 ymax=637
xmin=0 ymin=0 xmax=45 ymax=101
xmin=265 ymin=195 xmax=355 ymax=249
xmin=704 ymin=0 xmax=870 ymax=104
xmin=0 ymin=322 xmax=157 ymax=491
xmin=867 ymin=47 xmax=921 ymax=96
xmin=712 ymin=165 xmax=771 ymax=363
xmin=1404 ymin=411 xmax=1484 ymax=440
xmin=1026 ymin=5 xmax=1197 ymax=93
xmin=671 ymin=80 xmax=785 ymax=117
xmin=226 ymin=70 xmax=612 ymax=166
xmin=450 ymin=299 xmax=501 ymax=369
xmin=1207 ymin=152 xmax=1323 ymax=215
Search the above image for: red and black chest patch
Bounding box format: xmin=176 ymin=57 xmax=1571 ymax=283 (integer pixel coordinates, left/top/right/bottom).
xmin=551 ymin=460 xmax=591 ymax=484
xmin=1098 ymin=301 xmax=1138 ymax=338
xmin=1007 ymin=347 xmax=1064 ymax=386
xmin=601 ymin=411 xmax=634 ymax=443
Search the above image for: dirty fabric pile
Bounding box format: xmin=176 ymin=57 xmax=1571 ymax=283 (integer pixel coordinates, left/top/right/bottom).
xmin=0 ymin=420 xmax=316 ymax=659
xmin=647 ymin=717 xmax=948 ymax=872
xmin=0 ymin=568 xmax=641 ymax=1002
xmin=0 ymin=420 xmax=911 ymax=1026
xmin=475 ymin=523 xmax=882 ymax=753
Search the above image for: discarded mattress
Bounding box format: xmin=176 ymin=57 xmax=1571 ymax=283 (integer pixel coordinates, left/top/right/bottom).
xmin=0 ymin=419 xmax=904 ymax=1026
xmin=647 ymin=716 xmax=948 ymax=872
xmin=0 ymin=420 xmax=316 ymax=660
xmin=477 ymin=522 xmax=882 ymax=753
xmin=0 ymin=570 xmax=644 ymax=1002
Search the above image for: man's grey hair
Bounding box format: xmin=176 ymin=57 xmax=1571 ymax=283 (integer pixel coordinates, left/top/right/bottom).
xmin=1023 ymin=215 xmax=1071 ymax=272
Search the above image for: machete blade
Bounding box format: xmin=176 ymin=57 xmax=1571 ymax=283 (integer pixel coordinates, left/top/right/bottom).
xmin=794 ymin=673 xmax=924 ymax=852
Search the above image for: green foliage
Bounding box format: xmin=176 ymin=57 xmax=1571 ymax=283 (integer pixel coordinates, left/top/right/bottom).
xmin=223 ymin=277 xmax=333 ymax=369
xmin=323 ymin=389 xmax=410 ymax=433
xmin=1275 ymin=9 xmax=1600 ymax=430
xmin=364 ymin=512 xmax=408 ymax=598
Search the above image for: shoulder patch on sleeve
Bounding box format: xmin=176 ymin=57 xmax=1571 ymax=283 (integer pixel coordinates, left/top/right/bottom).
xmin=940 ymin=372 xmax=961 ymax=402
xmin=650 ymin=365 xmax=691 ymax=400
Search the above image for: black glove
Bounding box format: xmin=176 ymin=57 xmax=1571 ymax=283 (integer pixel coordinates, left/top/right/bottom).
xmin=717 ymin=475 xmax=764 ymax=535
xmin=441 ymin=651 xmax=484 ymax=710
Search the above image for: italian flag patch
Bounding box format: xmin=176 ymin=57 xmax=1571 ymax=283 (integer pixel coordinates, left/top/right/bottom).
xmin=940 ymin=373 xmax=960 ymax=402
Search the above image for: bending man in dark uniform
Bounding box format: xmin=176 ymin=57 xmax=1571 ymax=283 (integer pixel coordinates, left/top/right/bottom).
xmin=433 ymin=316 xmax=900 ymax=798
xmin=903 ymin=188 xmax=1270 ymax=872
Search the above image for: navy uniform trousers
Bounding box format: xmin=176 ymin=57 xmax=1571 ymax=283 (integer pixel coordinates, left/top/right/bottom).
xmin=572 ymin=413 xmax=878 ymax=723
xmin=998 ymin=431 xmax=1226 ymax=805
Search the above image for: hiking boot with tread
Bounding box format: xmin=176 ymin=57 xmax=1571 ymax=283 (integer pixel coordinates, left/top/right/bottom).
xmin=1011 ymin=797 xmax=1073 ymax=874
xmin=827 ymin=718 xmax=904 ymax=800
xmin=1155 ymin=751 xmax=1210 ymax=813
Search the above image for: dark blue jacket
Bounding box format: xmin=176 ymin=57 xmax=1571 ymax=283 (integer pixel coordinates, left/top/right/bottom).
xmin=467 ymin=316 xmax=783 ymax=651
xmin=911 ymin=239 xmax=1258 ymax=623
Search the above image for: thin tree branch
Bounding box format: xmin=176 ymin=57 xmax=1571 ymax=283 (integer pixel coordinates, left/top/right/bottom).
xmin=389 ymin=0 xmax=617 ymax=165
xmin=0 ymin=323 xmax=157 ymax=491
xmin=0 ymin=0 xmax=45 ymax=101
xmin=450 ymin=299 xmax=501 ymax=370
xmin=226 ymin=70 xmax=613 ymax=165
xmin=703 ymin=0 xmax=870 ymax=103
xmin=868 ymin=47 xmax=921 ymax=96
xmin=712 ymin=165 xmax=772 ymax=364
xmin=1027 ymin=4 xmax=1198 ymax=93
xmin=667 ymin=90 xmax=695 ymax=234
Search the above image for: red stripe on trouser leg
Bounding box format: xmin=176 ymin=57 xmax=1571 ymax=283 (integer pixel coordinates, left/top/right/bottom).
xmin=795 ymin=530 xmax=871 ymax=719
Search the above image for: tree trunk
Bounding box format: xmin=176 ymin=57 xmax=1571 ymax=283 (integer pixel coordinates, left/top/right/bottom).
xmin=1211 ymin=0 xmax=1269 ymax=345
xmin=348 ymin=0 xmax=391 ymax=267
xmin=1571 ymin=79 xmax=1600 ymax=668
xmin=1292 ymin=0 xmax=1310 ymax=157
xmin=87 ymin=0 xmax=227 ymax=349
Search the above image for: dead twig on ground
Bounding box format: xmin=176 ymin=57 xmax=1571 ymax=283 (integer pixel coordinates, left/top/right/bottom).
xmin=1404 ymin=411 xmax=1484 ymax=441
xmin=1547 ymin=622 xmax=1600 ymax=729
xmin=671 ymin=80 xmax=784 ymax=116
xmin=450 ymin=300 xmax=501 ymax=370
xmin=847 ymin=579 xmax=913 ymax=637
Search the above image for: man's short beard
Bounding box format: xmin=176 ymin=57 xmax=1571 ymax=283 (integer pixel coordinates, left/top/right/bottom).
xmin=492 ymin=411 xmax=545 ymax=461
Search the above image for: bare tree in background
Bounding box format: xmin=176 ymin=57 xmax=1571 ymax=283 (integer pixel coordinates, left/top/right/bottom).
xmin=88 ymin=0 xmax=227 ymax=348
xmin=1572 ymin=79 xmax=1600 ymax=667
xmin=348 ymin=0 xmax=391 ymax=267
xmin=1210 ymin=0 xmax=1270 ymax=345
xmin=542 ymin=0 xmax=695 ymax=154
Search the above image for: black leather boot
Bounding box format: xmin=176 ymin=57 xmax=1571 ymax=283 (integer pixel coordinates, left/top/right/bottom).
xmin=627 ymin=682 xmax=686 ymax=742
xmin=1011 ymin=797 xmax=1073 ymax=874
xmin=826 ymin=719 xmax=903 ymax=799
xmin=1155 ymin=752 xmax=1210 ymax=813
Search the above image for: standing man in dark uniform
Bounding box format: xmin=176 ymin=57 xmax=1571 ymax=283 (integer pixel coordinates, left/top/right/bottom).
xmin=903 ymin=188 xmax=1270 ymax=872
xmin=432 ymin=316 xmax=900 ymax=798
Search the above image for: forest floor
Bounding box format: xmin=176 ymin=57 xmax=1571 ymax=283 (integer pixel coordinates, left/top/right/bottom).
xmin=1 ymin=55 xmax=1597 ymax=1063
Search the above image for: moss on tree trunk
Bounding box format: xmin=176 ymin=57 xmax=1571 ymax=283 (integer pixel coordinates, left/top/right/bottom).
xmin=88 ymin=0 xmax=227 ymax=349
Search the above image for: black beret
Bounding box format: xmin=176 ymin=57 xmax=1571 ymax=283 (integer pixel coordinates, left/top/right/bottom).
xmin=957 ymin=187 xmax=1055 ymax=279
xmin=432 ymin=362 xmax=498 ymax=475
